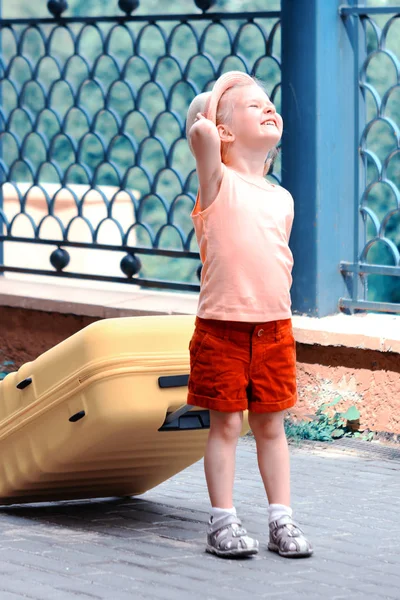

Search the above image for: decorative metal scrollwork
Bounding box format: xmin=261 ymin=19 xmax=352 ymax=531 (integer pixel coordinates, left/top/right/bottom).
xmin=50 ymin=248 xmax=70 ymax=271
xmin=359 ymin=16 xmax=400 ymax=279
xmin=0 ymin=8 xmax=281 ymax=291
xmin=118 ymin=0 xmax=140 ymax=15
xmin=47 ymin=1 xmax=68 ymax=17
xmin=194 ymin=0 xmax=216 ymax=12
xmin=120 ymin=253 xmax=142 ymax=278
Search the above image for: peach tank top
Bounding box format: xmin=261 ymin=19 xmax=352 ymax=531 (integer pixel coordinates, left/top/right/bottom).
xmin=191 ymin=164 xmax=294 ymax=322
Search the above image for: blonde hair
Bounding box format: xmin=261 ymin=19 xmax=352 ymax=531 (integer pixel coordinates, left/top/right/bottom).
xmin=215 ymin=79 xmax=279 ymax=175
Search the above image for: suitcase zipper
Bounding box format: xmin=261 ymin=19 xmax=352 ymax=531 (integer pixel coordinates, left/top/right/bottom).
xmin=77 ymin=354 xmax=188 ymax=385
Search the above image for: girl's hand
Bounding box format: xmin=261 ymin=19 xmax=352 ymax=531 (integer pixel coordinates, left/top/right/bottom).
xmin=189 ymin=112 xmax=220 ymax=150
xmin=189 ymin=112 xmax=219 ymax=137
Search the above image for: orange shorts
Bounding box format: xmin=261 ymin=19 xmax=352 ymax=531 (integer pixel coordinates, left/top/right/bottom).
xmin=187 ymin=316 xmax=297 ymax=414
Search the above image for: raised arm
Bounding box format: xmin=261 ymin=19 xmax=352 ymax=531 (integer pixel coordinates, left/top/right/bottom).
xmin=189 ymin=113 xmax=223 ymax=211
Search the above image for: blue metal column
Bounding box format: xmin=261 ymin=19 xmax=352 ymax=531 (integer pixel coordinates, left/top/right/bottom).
xmin=281 ymin=0 xmax=358 ymax=316
xmin=0 ymin=0 xmax=3 ymax=271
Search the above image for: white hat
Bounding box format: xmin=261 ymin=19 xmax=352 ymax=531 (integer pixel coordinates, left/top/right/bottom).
xmin=186 ymin=71 xmax=254 ymax=154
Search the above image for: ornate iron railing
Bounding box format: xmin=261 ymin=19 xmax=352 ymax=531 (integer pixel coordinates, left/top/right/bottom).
xmin=340 ymin=5 xmax=400 ymax=313
xmin=0 ymin=0 xmax=282 ymax=291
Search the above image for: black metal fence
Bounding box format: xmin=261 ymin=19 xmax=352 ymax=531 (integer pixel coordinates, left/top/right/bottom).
xmin=339 ymin=5 xmax=400 ymax=313
xmin=0 ymin=0 xmax=281 ymax=291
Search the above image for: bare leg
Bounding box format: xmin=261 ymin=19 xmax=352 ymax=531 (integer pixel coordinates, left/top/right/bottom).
xmin=248 ymin=410 xmax=290 ymax=506
xmin=249 ymin=411 xmax=313 ymax=558
xmin=204 ymin=410 xmax=243 ymax=508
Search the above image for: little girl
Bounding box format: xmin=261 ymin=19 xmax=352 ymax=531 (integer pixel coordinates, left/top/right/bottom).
xmin=186 ymin=71 xmax=313 ymax=559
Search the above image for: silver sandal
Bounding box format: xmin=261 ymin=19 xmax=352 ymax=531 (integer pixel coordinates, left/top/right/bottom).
xmin=206 ymin=514 xmax=259 ymax=558
xmin=268 ymin=515 xmax=313 ymax=558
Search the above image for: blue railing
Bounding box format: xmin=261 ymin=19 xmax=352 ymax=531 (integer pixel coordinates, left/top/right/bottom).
xmin=0 ymin=0 xmax=281 ymax=292
xmin=339 ymin=5 xmax=400 ymax=313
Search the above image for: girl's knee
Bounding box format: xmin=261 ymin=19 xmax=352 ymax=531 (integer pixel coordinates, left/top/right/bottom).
xmin=249 ymin=410 xmax=285 ymax=440
xmin=209 ymin=410 xmax=243 ymax=440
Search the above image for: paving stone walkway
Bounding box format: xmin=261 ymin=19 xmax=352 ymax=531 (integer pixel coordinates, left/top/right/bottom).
xmin=0 ymin=437 xmax=399 ymax=600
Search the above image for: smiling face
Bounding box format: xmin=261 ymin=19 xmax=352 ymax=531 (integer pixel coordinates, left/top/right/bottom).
xmin=216 ymin=83 xmax=283 ymax=156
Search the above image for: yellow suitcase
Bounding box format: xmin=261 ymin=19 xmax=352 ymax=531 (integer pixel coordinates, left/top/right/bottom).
xmin=0 ymin=315 xmax=248 ymax=505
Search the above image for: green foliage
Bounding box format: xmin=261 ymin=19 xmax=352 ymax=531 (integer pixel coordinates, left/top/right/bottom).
xmin=0 ymin=360 xmax=14 ymax=381
xmin=342 ymin=405 xmax=360 ymax=422
xmin=284 ymin=398 xmax=371 ymax=443
xmin=284 ymin=418 xmax=334 ymax=443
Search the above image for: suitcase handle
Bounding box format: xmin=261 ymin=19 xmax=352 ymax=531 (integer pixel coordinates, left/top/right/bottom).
xmin=158 ymin=374 xmax=189 ymax=388
xmin=163 ymin=404 xmax=193 ymax=425
xmin=16 ymin=377 xmax=32 ymax=390
xmin=69 ymin=410 xmax=86 ymax=423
